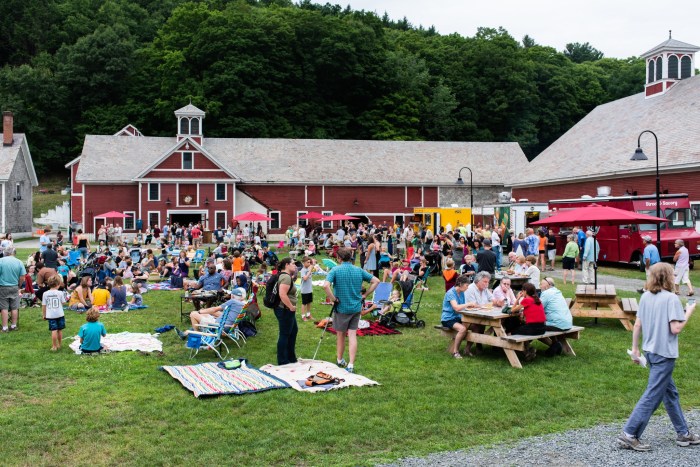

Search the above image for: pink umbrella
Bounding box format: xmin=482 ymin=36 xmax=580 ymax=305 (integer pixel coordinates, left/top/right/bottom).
xmin=319 ymin=214 xmax=360 ymax=221
xmin=298 ymin=211 xmax=325 ymax=220
xmin=95 ymin=211 xmax=132 ymax=227
xmin=234 ymin=211 xmax=273 ymax=221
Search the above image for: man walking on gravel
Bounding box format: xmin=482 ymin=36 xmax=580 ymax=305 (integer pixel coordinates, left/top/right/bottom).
xmin=617 ymin=263 xmax=699 ymax=451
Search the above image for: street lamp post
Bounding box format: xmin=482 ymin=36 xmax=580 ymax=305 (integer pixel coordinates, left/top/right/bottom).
xmin=631 ymin=130 xmax=661 ymax=251
xmin=455 ymin=166 xmax=473 ymax=233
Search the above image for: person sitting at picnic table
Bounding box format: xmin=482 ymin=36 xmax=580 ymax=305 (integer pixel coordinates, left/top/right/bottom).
xmin=505 ymin=283 xmax=547 ymax=337
xmin=441 ymin=275 xmax=472 ymax=359
xmin=492 ymin=277 xmax=517 ymax=307
xmin=505 ymin=251 xmax=519 ymax=272
xmin=523 ymin=255 xmax=541 ymax=289
xmin=463 ymin=271 xmax=497 ymax=354
xmin=190 ymin=264 xmax=224 ymax=311
xmin=539 ymin=277 xmax=573 ymax=356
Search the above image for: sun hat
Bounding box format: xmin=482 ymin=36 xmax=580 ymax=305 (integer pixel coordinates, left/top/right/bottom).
xmin=230 ymin=287 xmax=246 ymax=297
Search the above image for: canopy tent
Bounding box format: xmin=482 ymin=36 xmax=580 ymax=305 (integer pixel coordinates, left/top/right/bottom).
xmin=234 ymin=211 xmax=273 ymax=222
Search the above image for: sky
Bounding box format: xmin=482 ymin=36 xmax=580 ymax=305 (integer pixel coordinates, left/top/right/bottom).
xmin=342 ymin=0 xmax=700 ymax=58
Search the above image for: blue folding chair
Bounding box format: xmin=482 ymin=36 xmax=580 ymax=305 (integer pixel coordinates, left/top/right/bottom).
xmin=67 ymin=250 xmax=81 ymax=267
xmin=191 ymin=249 xmax=205 ymax=265
xmin=186 ymin=304 xmax=232 ymax=360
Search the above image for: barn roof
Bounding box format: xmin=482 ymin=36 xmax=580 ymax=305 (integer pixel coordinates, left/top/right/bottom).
xmin=509 ymin=74 xmax=700 ymax=188
xmin=0 ymin=133 xmax=39 ymax=185
xmin=75 ymin=136 xmax=528 ymax=187
xmin=641 ymin=37 xmax=700 ymax=58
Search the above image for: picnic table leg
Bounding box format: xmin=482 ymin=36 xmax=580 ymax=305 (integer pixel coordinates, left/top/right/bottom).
xmin=560 ymin=337 xmax=576 ymax=357
xmin=619 ymin=318 xmax=634 ymax=331
xmin=492 ymin=325 xmax=523 ymax=369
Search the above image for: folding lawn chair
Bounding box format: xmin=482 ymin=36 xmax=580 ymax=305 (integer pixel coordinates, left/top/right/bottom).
xmin=371 ymin=282 xmax=392 ymax=305
xmin=191 ymin=249 xmax=206 ymax=266
xmin=185 ymin=304 xmax=232 ymax=360
xmin=67 ymin=250 xmax=81 ymax=267
xmin=224 ymin=304 xmax=251 ymax=348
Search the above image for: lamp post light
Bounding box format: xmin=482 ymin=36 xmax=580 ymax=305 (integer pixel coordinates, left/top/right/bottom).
xmin=455 ymin=166 xmax=473 ymax=233
xmin=631 ymin=130 xmax=661 ymax=250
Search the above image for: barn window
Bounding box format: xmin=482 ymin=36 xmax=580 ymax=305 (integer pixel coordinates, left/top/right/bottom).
xmin=215 ymin=183 xmax=226 ymax=201
xmin=655 ymin=57 xmax=662 ymax=80
xmin=179 ymin=118 xmax=188 ymax=135
xmin=269 ymin=211 xmax=281 ymax=230
xmin=191 ymin=118 xmax=200 ymax=135
xmin=681 ymin=56 xmax=692 ymax=79
xmin=648 ymin=60 xmax=655 ymax=83
xmin=148 ymin=183 xmax=159 ymax=201
xmin=668 ymin=55 xmax=679 ymax=79
xmin=124 ymin=211 xmax=135 ymax=230
xmin=215 ymin=211 xmax=227 ymax=230
xmin=148 ymin=211 xmax=160 ymax=229
xmin=182 ymin=152 xmax=193 ymax=170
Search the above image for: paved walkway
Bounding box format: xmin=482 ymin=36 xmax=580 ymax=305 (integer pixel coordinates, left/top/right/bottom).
xmin=542 ymin=266 xmax=645 ymax=293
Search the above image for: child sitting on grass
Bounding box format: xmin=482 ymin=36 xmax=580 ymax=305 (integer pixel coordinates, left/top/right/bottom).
xmin=129 ymin=282 xmax=143 ymax=307
xmin=78 ymin=307 xmax=107 ymax=354
xmin=42 ymin=274 xmax=66 ymax=351
xmin=92 ymin=280 xmax=112 ymax=309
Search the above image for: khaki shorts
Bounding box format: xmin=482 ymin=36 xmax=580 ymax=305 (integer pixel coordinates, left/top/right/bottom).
xmin=0 ymin=286 xmax=20 ymax=311
xmin=674 ymin=266 xmax=690 ymax=284
xmin=332 ymin=311 xmax=360 ymax=332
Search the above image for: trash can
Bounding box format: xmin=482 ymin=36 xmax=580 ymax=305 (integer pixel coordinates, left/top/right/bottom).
xmin=203 ymin=230 xmax=213 ymax=244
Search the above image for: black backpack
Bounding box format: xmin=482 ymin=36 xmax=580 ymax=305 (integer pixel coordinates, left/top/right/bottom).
xmin=263 ymin=272 xmax=288 ymax=309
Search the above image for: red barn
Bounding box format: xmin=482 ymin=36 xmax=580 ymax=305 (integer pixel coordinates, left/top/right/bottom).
xmin=68 ymin=104 xmax=528 ymax=238
xmin=510 ymin=35 xmax=700 ymax=223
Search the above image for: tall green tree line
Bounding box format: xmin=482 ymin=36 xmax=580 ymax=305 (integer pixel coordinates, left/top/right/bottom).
xmin=0 ymin=0 xmax=644 ymax=173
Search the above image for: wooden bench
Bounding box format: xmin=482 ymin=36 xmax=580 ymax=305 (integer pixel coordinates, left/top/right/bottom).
xmin=502 ymin=326 xmax=585 ymax=356
xmin=619 ymin=297 xmax=639 ymax=315
xmin=565 ymin=297 xmax=573 ymax=309
xmin=435 ymin=325 xmax=458 ymax=352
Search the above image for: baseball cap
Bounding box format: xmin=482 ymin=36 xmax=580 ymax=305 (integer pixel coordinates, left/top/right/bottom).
xmin=230 ymin=287 xmax=246 ymax=297
xmin=642 ymin=235 xmax=652 ymax=242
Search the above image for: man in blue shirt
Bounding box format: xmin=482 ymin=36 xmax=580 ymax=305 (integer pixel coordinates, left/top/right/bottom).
xmin=576 ymin=227 xmax=586 ymax=270
xmin=525 ymin=228 xmax=539 ymax=257
xmin=191 ymin=264 xmax=224 ymax=310
xmin=0 ymin=247 xmax=26 ymax=332
xmin=323 ymin=247 xmax=380 ymax=373
xmin=639 ymin=235 xmax=661 ymax=293
xmin=582 ymin=230 xmax=600 ymax=284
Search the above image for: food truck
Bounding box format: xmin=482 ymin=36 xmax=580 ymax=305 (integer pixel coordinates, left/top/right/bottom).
xmin=548 ymin=193 xmax=700 ymax=269
xmin=411 ymin=207 xmax=472 ymax=233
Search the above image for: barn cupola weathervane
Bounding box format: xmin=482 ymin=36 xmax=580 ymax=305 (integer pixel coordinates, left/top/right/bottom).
xmin=641 ymin=31 xmax=700 ymax=98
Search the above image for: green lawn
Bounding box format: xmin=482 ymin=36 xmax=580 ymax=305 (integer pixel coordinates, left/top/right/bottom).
xmin=2 ymin=250 xmax=698 ymax=466
xmin=33 ymin=175 xmax=69 ymax=221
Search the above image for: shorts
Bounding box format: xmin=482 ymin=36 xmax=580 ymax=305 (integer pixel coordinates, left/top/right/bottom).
xmin=0 ymin=286 xmax=20 ymax=310
xmin=441 ymin=318 xmax=462 ymax=329
xmin=69 ymin=303 xmax=87 ymax=311
xmin=562 ymin=257 xmax=576 ymax=270
xmin=538 ymin=250 xmax=545 ymax=255
xmin=332 ymin=311 xmax=360 ymax=332
xmin=48 ymin=316 xmax=66 ymax=331
xmin=80 ymin=346 xmax=103 ymax=354
xmin=547 ymin=250 xmax=556 ymax=260
xmin=674 ymin=266 xmax=690 ymax=284
xmin=301 ymin=293 xmax=313 ymax=305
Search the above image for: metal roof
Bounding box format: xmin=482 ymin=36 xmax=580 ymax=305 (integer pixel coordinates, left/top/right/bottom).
xmin=0 ymin=133 xmax=39 ymax=185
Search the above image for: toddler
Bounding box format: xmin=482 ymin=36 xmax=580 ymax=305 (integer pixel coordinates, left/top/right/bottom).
xmin=129 ymin=282 xmax=143 ymax=307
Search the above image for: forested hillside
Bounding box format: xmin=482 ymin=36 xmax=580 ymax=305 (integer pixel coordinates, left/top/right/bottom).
xmin=0 ymin=0 xmax=644 ymax=173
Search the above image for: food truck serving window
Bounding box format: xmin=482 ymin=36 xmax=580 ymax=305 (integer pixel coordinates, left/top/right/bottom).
xmin=637 ymin=208 xmax=694 ymax=230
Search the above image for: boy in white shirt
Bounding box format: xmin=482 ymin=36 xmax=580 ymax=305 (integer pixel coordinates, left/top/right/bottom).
xmin=42 ymin=274 xmax=67 ymax=351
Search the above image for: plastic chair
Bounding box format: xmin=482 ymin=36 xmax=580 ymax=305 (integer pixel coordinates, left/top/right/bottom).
xmin=67 ymin=250 xmax=81 ymax=267
xmin=186 ymin=304 xmax=232 ymax=360
xmin=191 ymin=249 xmax=205 ymax=265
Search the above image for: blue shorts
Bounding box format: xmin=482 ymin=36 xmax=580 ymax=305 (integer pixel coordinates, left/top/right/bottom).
xmin=48 ymin=316 xmax=66 ymax=331
xmin=441 ymin=318 xmax=462 ymax=329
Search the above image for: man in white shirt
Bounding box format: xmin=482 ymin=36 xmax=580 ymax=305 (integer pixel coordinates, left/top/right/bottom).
xmin=491 ymin=228 xmax=502 ymax=270
xmin=673 ymin=239 xmax=694 ymax=296
xmin=336 ymin=227 xmax=346 ymax=242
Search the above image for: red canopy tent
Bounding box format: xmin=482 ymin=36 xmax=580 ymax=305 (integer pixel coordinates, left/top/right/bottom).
xmin=234 ymin=211 xmax=273 ymax=222
xmin=531 ymin=204 xmax=666 ymax=287
xmin=94 ymin=211 xmax=132 ymax=227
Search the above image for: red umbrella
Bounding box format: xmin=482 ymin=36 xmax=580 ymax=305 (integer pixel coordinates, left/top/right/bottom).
xmin=298 ymin=211 xmax=325 ymax=220
xmin=532 ymin=204 xmax=665 ymax=287
xmin=319 ymin=214 xmax=360 ymax=221
xmin=95 ymin=211 xmax=132 ymax=227
xmin=234 ymin=211 xmax=273 ymax=222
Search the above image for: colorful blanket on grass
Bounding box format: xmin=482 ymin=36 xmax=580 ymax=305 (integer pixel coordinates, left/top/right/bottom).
xmin=327 ymin=321 xmax=401 ymax=337
xmin=161 ymin=361 xmax=290 ymax=397
xmin=259 ymin=359 xmax=379 ymax=393
xmin=69 ymin=332 xmax=163 ymax=354
xmin=147 ymin=281 xmax=180 ymax=291
xmin=97 ymin=304 xmax=149 ymax=313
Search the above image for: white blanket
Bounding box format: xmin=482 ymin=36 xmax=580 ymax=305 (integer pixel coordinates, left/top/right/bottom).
xmin=259 ymin=358 xmax=379 ymax=392
xmin=69 ymin=332 xmax=163 ymax=354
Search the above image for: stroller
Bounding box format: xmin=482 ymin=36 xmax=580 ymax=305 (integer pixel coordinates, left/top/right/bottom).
xmin=129 ymin=247 xmax=142 ymax=264
xmin=76 ymin=252 xmax=99 ymax=280
xmin=378 ymin=280 xmax=426 ymax=329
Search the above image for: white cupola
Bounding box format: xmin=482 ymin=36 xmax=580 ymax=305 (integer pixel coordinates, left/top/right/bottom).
xmin=174 ymin=103 xmax=205 ymax=144
xmin=641 ymin=31 xmax=700 ymax=98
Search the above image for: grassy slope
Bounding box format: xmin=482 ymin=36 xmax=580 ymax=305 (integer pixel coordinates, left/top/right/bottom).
xmin=33 ymin=175 xmax=70 ymax=222
xmin=1 ymin=249 xmax=698 ymax=466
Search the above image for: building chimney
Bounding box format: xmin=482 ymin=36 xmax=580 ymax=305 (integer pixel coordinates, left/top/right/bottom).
xmin=3 ymin=111 xmax=13 ymax=146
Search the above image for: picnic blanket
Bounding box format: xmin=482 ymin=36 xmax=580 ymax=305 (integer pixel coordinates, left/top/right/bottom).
xmin=97 ymin=304 xmax=149 ymax=313
xmin=259 ymin=359 xmax=379 ymax=393
xmin=161 ymin=360 xmax=290 ymax=398
xmin=327 ymin=320 xmax=401 ymax=337
xmin=69 ymin=332 xmax=163 ymax=354
xmin=147 ymin=281 xmax=180 ymax=291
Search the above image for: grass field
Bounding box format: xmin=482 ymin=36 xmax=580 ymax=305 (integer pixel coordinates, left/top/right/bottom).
xmin=33 ymin=175 xmax=70 ymax=221
xmin=1 ymin=249 xmax=698 ymax=466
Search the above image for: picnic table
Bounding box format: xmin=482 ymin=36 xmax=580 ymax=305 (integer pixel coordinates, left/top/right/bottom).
xmin=437 ymin=306 xmax=583 ymax=369
xmin=570 ymin=284 xmax=635 ymax=331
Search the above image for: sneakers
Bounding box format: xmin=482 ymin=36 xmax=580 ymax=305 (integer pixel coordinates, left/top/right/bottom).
xmin=346 ymin=365 xmax=354 ymax=373
xmin=175 ymin=328 xmax=187 ymax=340
xmin=337 ymin=358 xmax=347 ymax=368
xmin=676 ymin=431 xmax=700 ymax=447
xmin=452 ymin=352 xmax=463 ymax=359
xmin=617 ymin=433 xmax=651 ymax=451
xmin=9 ymin=325 xmax=17 ymax=332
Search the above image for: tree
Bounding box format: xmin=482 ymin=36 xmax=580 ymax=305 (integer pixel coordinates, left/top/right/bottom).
xmin=564 ymin=42 xmax=604 ymax=63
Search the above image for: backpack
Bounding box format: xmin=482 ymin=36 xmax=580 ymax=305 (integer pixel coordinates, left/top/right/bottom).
xmin=263 ymin=272 xmax=288 ymax=309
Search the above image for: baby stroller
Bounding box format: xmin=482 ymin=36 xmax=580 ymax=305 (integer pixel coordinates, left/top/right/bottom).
xmin=129 ymin=247 xmax=142 ymax=264
xmin=378 ymin=281 xmax=426 ymax=329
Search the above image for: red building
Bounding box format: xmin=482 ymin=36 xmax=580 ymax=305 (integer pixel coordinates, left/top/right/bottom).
xmin=68 ymin=104 xmax=528 ymax=237
xmin=510 ymin=35 xmax=700 ymax=223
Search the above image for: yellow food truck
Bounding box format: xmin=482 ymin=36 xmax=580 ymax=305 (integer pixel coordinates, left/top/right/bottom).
xmin=411 ymin=207 xmax=472 ymax=233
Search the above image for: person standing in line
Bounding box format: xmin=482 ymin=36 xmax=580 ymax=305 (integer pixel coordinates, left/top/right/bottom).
xmin=673 ymin=239 xmax=694 ymax=296
xmin=576 ymin=226 xmax=586 ymax=270
xmin=581 ymin=230 xmax=599 ymax=285
xmin=0 ymin=247 xmax=26 ymax=332
xmin=546 ymin=228 xmax=557 ymax=271
xmin=638 ymin=235 xmax=661 ymax=294
xmin=617 ymin=263 xmax=698 ymax=451
xmin=323 ymin=247 xmax=380 ymax=373
xmin=561 ymin=234 xmax=579 ymax=285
